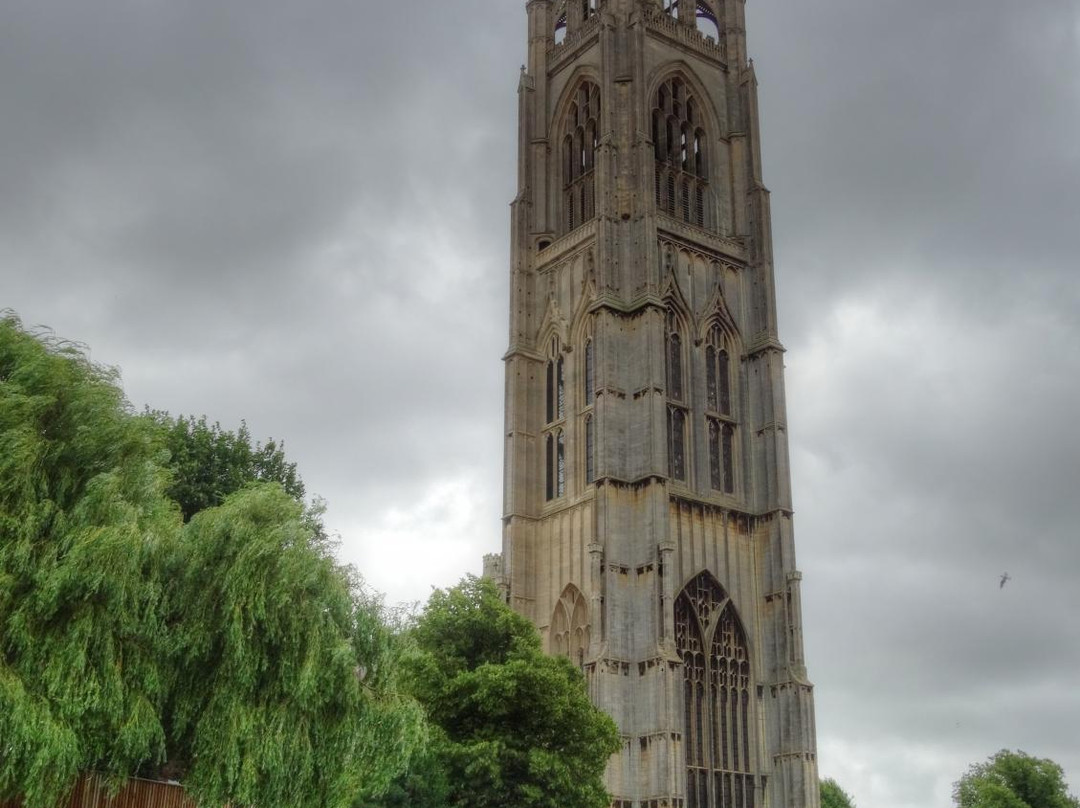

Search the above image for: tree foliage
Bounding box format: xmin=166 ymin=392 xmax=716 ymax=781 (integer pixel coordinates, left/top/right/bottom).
xmin=380 ymin=576 xmax=620 ymax=808
xmin=0 ymin=314 xmax=176 ymax=808
xmin=164 ymin=485 xmax=422 ymax=808
xmin=821 ymin=777 xmax=856 ymax=808
xmin=0 ymin=313 xmax=419 ymax=808
xmin=145 ymin=411 xmax=306 ymax=522
xmin=954 ymin=750 xmax=1080 ymax=808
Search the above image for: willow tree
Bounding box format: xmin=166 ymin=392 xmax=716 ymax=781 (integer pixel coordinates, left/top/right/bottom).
xmin=164 ymin=484 xmax=422 ymax=808
xmin=0 ymin=313 xmax=176 ymax=808
xmin=1 ymin=313 xmax=421 ymax=808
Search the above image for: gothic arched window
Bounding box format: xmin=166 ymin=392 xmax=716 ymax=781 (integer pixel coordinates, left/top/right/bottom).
xmin=563 ymin=81 xmax=601 ymax=233
xmin=654 ymin=76 xmax=708 ymax=228
xmin=675 ymin=572 xmax=754 ymax=808
xmin=705 ymin=325 xmax=737 ymax=494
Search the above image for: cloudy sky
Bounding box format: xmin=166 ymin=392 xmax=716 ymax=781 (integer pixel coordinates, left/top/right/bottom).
xmin=4 ymin=1 xmax=1079 ymax=806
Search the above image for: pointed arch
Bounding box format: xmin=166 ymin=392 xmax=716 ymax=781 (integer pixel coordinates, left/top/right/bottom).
xmin=537 ymin=296 xmax=570 ymax=356
xmin=675 ymin=571 xmax=754 ymax=808
xmin=697 ymin=280 xmax=742 ymax=347
xmin=649 ymin=65 xmax=719 ymax=229
xmin=551 ymin=74 xmax=601 ymax=234
xmin=550 ymin=584 xmax=590 ymax=666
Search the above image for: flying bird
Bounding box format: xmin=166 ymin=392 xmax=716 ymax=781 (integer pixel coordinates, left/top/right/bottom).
xmin=1000 ymin=572 xmax=1011 ymax=589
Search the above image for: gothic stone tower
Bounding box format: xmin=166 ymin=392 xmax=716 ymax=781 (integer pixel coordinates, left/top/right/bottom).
xmin=486 ymin=0 xmax=820 ymax=805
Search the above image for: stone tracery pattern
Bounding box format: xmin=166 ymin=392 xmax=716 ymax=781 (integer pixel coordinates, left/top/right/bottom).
xmin=551 ymin=584 xmax=590 ymax=666
xmin=675 ymin=572 xmax=754 ymax=808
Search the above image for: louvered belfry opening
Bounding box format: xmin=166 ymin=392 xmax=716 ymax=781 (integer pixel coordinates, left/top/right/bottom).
xmin=652 ymin=76 xmax=708 ymax=228
xmin=563 ymin=81 xmax=601 ymax=233
xmin=675 ymin=573 xmax=755 ymax=808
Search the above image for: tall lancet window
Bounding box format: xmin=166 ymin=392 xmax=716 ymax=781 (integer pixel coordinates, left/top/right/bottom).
xmin=666 ymin=309 xmax=687 ymax=482
xmin=545 ymin=337 xmax=566 ymax=500
xmin=581 ymin=324 xmax=596 ymax=486
xmin=675 ymin=573 xmax=755 ymax=808
xmin=653 ymin=76 xmax=709 ymax=228
xmin=705 ymin=325 xmax=736 ymax=494
xmin=563 ymin=81 xmax=601 ymax=233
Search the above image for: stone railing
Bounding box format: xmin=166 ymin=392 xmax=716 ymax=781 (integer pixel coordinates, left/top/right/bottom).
xmin=535 ymin=219 xmax=598 ymax=268
xmin=547 ymin=14 xmax=602 ymax=71
xmin=642 ymin=8 xmax=726 ymax=62
xmin=657 ymin=215 xmax=746 ymax=261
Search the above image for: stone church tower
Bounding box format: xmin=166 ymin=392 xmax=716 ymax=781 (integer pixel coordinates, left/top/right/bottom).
xmin=484 ymin=0 xmax=820 ymax=805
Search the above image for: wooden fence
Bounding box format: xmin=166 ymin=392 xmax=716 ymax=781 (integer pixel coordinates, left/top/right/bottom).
xmin=1 ymin=774 xmax=195 ymax=808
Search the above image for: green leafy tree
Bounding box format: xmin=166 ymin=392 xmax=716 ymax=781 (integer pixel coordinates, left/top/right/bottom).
xmin=0 ymin=314 xmax=177 ymax=808
xmin=1 ymin=314 xmax=419 ymax=808
xmin=384 ymin=576 xmax=620 ymax=808
xmin=954 ymin=750 xmax=1080 ymax=808
xmin=144 ymin=411 xmax=306 ymax=522
xmin=821 ymin=777 xmax=856 ymax=808
xmin=163 ymin=484 xmax=422 ymax=808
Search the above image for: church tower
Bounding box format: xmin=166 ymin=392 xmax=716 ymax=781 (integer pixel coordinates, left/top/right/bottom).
xmin=487 ymin=0 xmax=820 ymax=805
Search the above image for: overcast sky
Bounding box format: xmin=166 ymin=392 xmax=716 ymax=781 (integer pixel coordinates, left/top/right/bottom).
xmin=3 ymin=1 xmax=1079 ymax=806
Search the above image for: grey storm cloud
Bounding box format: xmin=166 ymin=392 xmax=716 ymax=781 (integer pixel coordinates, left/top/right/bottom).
xmin=3 ymin=0 xmax=1079 ymax=807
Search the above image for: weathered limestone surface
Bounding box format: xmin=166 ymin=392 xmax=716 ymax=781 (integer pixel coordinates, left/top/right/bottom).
xmin=487 ymin=1 xmax=821 ymax=805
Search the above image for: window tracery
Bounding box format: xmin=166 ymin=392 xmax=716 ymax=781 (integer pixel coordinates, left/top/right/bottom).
xmin=551 ymin=585 xmax=590 ymax=667
xmin=675 ymin=572 xmax=755 ymax=808
xmin=563 ymin=82 xmax=601 ymax=233
xmin=653 ymin=77 xmax=708 ymax=228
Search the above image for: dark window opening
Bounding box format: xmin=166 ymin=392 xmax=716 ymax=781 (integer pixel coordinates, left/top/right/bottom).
xmin=556 ymin=430 xmax=566 ymax=497
xmin=668 ymin=406 xmax=686 ymax=481
xmin=585 ymin=415 xmax=595 ymax=483
xmin=584 ymin=338 xmax=594 ymax=401
xmin=722 ymin=424 xmax=734 ymax=494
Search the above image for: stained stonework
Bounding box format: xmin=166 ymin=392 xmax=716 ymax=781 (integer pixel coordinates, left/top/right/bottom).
xmin=486 ymin=0 xmax=820 ymax=805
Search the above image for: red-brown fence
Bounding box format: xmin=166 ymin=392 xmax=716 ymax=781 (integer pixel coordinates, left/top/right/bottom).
xmin=1 ymin=774 xmax=195 ymax=808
